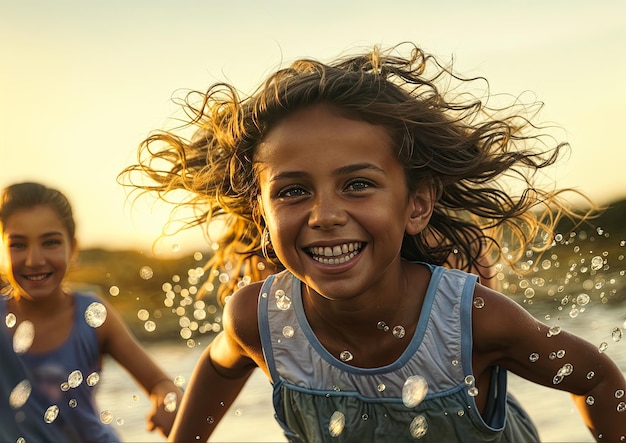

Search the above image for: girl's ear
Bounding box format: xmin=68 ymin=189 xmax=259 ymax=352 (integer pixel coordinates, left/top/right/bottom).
xmin=405 ymin=184 xmax=435 ymax=236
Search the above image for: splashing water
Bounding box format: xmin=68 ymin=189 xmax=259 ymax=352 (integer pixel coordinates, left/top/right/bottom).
xmin=12 ymin=320 xmax=34 ymax=354
xmin=328 ymin=410 xmax=345 ymax=437
xmin=409 ymin=415 xmax=428 ymax=439
xmin=9 ymin=380 xmax=32 ymax=409
xmin=44 ymin=405 xmax=59 ymax=423
xmin=164 ymin=392 xmax=178 ymax=412
xmin=84 ymin=302 xmax=107 ymax=328
xmin=402 ymin=375 xmax=428 ymax=408
xmin=67 ymin=370 xmax=84 ymax=388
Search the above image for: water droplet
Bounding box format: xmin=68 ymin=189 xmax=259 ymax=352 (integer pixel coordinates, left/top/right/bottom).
xmin=234 ymin=408 xmax=242 ymax=416
xmin=409 ymin=415 xmax=428 ymax=438
xmin=616 ymin=390 xmax=625 ymax=399
xmin=144 ymin=320 xmax=156 ymax=332
xmin=174 ymin=376 xmax=185 ymax=387
xmin=618 ymin=402 xmax=626 ymax=413
xmin=392 ymin=325 xmax=406 ymax=339
xmin=464 ymin=375 xmax=475 ymax=386
xmin=586 ymin=396 xmax=595 ymax=405
xmin=590 ymin=256 xmax=604 ymax=271
xmin=164 ymin=392 xmax=178 ymax=412
xmin=85 ymin=372 xmax=100 ymax=386
xmin=598 ymin=342 xmax=608 ymax=353
xmin=44 ymin=405 xmax=59 ymax=423
xmin=549 ymin=352 xmax=557 ymax=360
xmin=69 ymin=398 xmax=77 ymax=408
xmin=529 ymin=353 xmax=539 ymax=362
xmin=361 ymin=414 xmax=369 ymax=421
xmin=275 ymin=289 xmax=291 ymax=310
xmin=553 ymin=375 xmax=564 ymax=385
xmin=207 ymin=416 xmax=215 ymax=424
xmin=377 ymin=321 xmax=387 ymax=330
xmin=402 ymin=375 xmax=428 ymax=408
xmin=329 ymin=411 xmax=345 ymax=437
xmin=109 ymin=286 xmax=120 ymax=296
xmin=472 ymin=296 xmax=486 ymax=309
xmin=9 ymin=380 xmax=31 ymax=409
xmin=587 ymin=371 xmax=595 ymax=379
xmin=139 ymin=265 xmax=154 ymax=280
xmin=282 ymin=325 xmax=294 ymax=338
xmin=377 ymin=384 xmax=386 ymax=392
xmin=457 ymin=409 xmax=465 ymax=417
xmin=576 ymin=294 xmax=590 ymax=306
xmin=612 ymin=327 xmax=623 ymax=342
xmin=339 ymin=350 xmax=353 ymax=362
xmin=100 ymin=410 xmax=113 ymax=424
xmin=67 ymin=370 xmax=83 ymax=388
xmin=556 ymin=349 xmax=565 ymax=358
xmin=85 ymin=302 xmax=107 ymax=328
xmin=547 ymin=325 xmax=561 ymax=337
xmin=468 ymin=387 xmax=479 ymax=397
xmin=13 ymin=321 xmax=34 ymax=353
xmin=451 ymin=360 xmax=459 ymax=366
xmin=116 ymin=417 xmax=125 ymax=425
xmin=558 ymin=364 xmax=573 ymax=376
xmin=5 ymin=312 xmax=16 ymax=328
xmin=137 ymin=309 xmax=150 ymax=321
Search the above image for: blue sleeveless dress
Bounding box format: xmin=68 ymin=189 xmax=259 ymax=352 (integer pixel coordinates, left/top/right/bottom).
xmin=258 ymin=264 xmax=540 ymax=442
xmin=0 ymin=292 xmax=120 ymax=443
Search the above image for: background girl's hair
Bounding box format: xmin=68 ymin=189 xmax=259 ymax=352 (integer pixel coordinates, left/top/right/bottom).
xmin=0 ymin=182 xmax=76 ymax=240
xmin=118 ymin=42 xmax=595 ymax=304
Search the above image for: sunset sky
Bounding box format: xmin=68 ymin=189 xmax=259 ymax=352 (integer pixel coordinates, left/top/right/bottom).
xmin=2 ymin=0 xmax=625 ymax=257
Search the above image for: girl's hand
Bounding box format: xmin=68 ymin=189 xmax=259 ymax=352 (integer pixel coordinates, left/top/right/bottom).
xmin=146 ymin=379 xmax=184 ymax=437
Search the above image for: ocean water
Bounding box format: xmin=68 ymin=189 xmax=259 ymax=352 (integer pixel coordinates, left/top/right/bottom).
xmin=95 ymin=301 xmax=625 ymax=443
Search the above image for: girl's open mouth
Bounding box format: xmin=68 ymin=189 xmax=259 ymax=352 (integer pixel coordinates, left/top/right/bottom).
xmin=307 ymin=242 xmax=363 ymax=265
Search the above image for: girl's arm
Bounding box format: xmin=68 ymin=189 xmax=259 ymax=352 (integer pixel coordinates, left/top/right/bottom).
xmin=97 ymin=298 xmax=183 ymax=437
xmin=169 ymin=281 xmax=266 ymax=442
xmin=472 ymin=285 xmax=626 ymax=441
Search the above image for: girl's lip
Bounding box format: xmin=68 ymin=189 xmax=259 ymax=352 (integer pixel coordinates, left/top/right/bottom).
xmin=22 ymin=272 xmax=53 ymax=282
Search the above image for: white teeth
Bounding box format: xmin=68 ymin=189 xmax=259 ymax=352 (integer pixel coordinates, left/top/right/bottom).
xmin=309 ymin=242 xmax=362 ymax=264
xmin=26 ymin=274 xmax=48 ymax=281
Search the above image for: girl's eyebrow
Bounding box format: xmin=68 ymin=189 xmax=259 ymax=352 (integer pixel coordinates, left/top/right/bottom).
xmin=270 ymin=163 xmax=386 ymax=182
xmin=7 ymin=231 xmax=64 ymax=240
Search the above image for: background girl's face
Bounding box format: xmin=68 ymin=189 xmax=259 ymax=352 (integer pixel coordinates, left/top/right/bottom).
xmin=2 ymin=205 xmax=75 ymax=300
xmin=254 ymin=105 xmax=430 ymax=299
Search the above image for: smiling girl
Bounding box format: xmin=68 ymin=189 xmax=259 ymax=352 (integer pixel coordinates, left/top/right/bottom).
xmin=0 ymin=182 xmax=183 ymax=442
xmin=120 ymin=43 xmax=626 ymax=442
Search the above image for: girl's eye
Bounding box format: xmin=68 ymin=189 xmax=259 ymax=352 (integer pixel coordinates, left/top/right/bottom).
xmin=345 ymin=179 xmax=372 ymax=192
xmin=9 ymin=242 xmax=25 ymax=249
xmin=43 ymin=239 xmax=62 ymax=247
xmin=277 ymin=186 xmax=308 ymax=199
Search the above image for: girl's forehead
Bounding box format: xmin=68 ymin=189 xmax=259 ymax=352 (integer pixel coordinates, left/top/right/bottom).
xmin=3 ymin=205 xmax=66 ymax=233
xmin=255 ymin=105 xmax=394 ymax=161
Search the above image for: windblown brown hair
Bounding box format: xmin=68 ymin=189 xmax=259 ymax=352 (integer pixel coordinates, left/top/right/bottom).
xmin=118 ymin=42 xmax=593 ymax=304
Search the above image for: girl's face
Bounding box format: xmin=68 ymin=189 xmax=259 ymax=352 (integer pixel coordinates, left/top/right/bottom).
xmin=255 ymin=105 xmax=432 ymax=300
xmin=2 ymin=205 xmax=76 ymax=301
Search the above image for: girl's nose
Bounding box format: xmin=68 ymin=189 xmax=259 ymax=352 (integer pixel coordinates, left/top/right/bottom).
xmin=25 ymin=246 xmax=45 ymax=267
xmin=307 ymin=193 xmax=348 ymax=230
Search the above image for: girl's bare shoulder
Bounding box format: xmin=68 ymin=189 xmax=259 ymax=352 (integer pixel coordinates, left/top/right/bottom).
xmin=221 ymin=281 xmax=265 ymax=363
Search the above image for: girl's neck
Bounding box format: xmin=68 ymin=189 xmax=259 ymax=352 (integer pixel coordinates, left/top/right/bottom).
xmin=9 ymin=288 xmax=71 ymax=318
